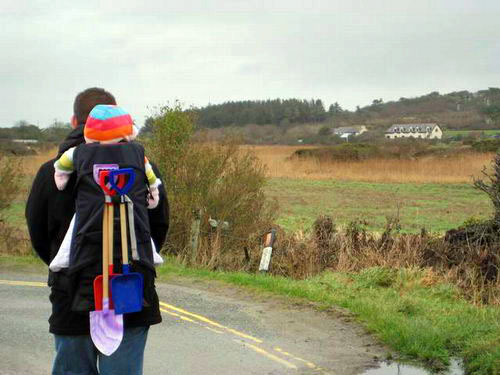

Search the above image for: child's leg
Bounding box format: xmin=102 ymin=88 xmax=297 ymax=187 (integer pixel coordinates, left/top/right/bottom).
xmin=49 ymin=215 xmax=75 ymax=272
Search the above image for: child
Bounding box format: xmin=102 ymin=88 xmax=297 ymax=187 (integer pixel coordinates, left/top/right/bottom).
xmin=50 ymin=104 xmax=163 ymax=272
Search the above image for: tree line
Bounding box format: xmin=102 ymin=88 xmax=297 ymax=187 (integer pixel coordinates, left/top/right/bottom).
xmin=193 ymin=98 xmax=342 ymax=128
xmin=0 ymin=120 xmax=72 ymax=143
xmin=188 ymin=88 xmax=500 ymax=130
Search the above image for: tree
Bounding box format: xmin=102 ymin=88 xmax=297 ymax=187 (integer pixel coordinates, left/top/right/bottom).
xmin=474 ymin=153 xmax=500 ymax=222
xmin=328 ymin=102 xmax=343 ymax=115
xmin=13 ymin=121 xmax=42 ymax=140
xmin=318 ymin=126 xmax=331 ymax=137
xmin=140 ymin=117 xmax=155 ymax=137
xmin=42 ymin=120 xmax=71 ymax=142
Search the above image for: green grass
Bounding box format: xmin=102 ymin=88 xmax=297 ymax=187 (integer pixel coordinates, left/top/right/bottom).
xmin=265 ymin=178 xmax=492 ymax=233
xmin=158 ymin=260 xmax=499 ymax=375
xmin=445 ymin=129 xmax=500 ymax=137
xmin=3 ymin=202 xmax=27 ymax=229
xmin=0 ymin=254 xmax=45 ymax=272
xmin=5 ymin=179 xmax=492 ymax=235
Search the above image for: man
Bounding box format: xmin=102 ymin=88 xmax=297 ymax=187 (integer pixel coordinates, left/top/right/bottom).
xmin=25 ymin=87 xmax=169 ymax=374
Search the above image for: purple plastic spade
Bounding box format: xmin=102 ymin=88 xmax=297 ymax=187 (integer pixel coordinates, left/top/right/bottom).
xmin=89 ymin=298 xmax=124 ymax=356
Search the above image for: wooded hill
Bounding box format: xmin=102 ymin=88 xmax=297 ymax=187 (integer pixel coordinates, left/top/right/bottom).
xmin=192 ymin=88 xmax=500 ymax=130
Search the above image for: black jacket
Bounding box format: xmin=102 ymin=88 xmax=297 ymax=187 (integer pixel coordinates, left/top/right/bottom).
xmin=25 ymin=125 xmax=169 ymax=335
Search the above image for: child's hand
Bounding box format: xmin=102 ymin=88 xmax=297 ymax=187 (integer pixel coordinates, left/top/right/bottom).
xmin=54 ymin=171 xmax=70 ymax=190
xmin=147 ymin=186 xmax=160 ymax=209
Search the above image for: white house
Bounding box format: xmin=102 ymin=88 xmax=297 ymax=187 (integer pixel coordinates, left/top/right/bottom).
xmin=385 ymin=123 xmax=442 ymax=140
xmin=333 ymin=126 xmax=367 ymax=139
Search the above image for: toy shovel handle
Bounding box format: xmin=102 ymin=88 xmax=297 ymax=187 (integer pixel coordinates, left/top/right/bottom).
xmin=109 ymin=168 xmax=135 ymax=196
xmin=99 ymin=170 xmax=116 ymax=196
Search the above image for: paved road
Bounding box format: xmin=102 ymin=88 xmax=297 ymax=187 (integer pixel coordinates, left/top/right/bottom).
xmin=0 ymin=272 xmax=384 ymax=375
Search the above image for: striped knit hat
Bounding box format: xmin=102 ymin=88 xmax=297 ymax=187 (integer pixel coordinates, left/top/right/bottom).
xmin=84 ymin=104 xmax=136 ymax=143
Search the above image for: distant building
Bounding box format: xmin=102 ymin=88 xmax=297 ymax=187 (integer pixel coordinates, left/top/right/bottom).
xmin=333 ymin=125 xmax=367 ymax=139
xmin=385 ymin=123 xmax=442 ymax=140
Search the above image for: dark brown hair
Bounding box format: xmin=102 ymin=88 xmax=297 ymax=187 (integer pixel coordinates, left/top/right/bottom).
xmin=73 ymin=87 xmax=116 ymax=125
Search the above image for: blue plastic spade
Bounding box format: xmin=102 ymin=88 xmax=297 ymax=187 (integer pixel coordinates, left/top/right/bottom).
xmin=109 ymin=169 xmax=144 ymax=315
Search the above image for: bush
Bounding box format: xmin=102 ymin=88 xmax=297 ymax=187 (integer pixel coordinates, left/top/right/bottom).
xmin=146 ymin=105 xmax=277 ymax=266
xmin=471 ymin=139 xmax=500 ymax=153
xmin=0 ymin=140 xmax=37 ymax=156
xmin=0 ymin=157 xmax=27 ymax=254
xmin=293 ymin=143 xmax=380 ymax=161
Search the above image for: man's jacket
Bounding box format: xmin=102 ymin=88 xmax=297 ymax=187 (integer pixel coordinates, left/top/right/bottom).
xmin=25 ymin=125 xmax=169 ymax=335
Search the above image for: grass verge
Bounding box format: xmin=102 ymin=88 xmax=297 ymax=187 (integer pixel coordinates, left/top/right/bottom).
xmin=0 ymin=254 xmax=45 ymax=272
xmin=158 ymin=259 xmax=499 ymax=375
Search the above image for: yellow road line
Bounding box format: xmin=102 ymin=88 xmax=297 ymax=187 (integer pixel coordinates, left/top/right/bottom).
xmin=0 ymin=280 xmax=46 ymax=287
xmin=235 ymin=340 xmax=298 ymax=370
xmin=274 ymin=347 xmax=317 ymax=368
xmin=160 ymin=301 xmax=263 ymax=343
xmin=160 ymin=308 xmax=196 ymax=323
xmin=2 ymin=280 xmax=321 ymax=371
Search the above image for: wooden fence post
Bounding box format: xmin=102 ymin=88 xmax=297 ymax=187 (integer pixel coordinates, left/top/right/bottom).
xmin=190 ymin=209 xmax=202 ymax=262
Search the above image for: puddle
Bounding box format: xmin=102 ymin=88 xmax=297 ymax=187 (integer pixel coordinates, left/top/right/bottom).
xmin=362 ymin=359 xmax=464 ymax=375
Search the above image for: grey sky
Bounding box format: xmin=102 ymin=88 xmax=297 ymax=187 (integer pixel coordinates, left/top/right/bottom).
xmin=1 ymin=0 xmax=499 ymax=127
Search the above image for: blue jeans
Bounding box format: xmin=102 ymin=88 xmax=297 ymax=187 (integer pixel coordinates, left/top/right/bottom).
xmin=52 ymin=327 xmax=149 ymax=375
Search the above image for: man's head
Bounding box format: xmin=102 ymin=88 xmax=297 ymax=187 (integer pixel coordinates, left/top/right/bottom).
xmin=72 ymin=87 xmax=116 ymax=128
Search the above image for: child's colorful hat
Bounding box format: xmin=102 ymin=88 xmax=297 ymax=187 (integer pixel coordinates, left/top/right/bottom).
xmin=84 ymin=105 xmax=135 ymax=143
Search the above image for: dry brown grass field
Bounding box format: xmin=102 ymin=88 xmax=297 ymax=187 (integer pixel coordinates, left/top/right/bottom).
xmin=21 ymin=145 xmax=495 ymax=185
xmin=243 ymin=145 xmax=494 ymax=184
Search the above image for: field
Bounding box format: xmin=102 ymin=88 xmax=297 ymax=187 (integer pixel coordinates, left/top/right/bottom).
xmin=265 ymin=178 xmax=491 ymax=233
xmin=245 ymin=145 xmax=493 ymax=183
xmin=4 ymin=145 xmax=495 ymax=236
xmin=241 ymin=145 xmax=496 ymax=233
xmin=444 ymin=129 xmax=500 ymax=137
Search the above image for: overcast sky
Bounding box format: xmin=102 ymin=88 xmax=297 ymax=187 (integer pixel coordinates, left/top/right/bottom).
xmin=1 ymin=0 xmax=499 ymax=127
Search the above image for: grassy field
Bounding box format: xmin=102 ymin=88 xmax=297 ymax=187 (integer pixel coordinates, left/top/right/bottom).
xmin=3 ymin=146 xmax=495 ymax=236
xmin=6 ymin=178 xmax=490 ymax=235
xmin=265 ymin=178 xmax=492 ymax=233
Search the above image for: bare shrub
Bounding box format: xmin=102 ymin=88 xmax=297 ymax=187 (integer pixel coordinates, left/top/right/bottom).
xmin=0 ymin=221 xmax=31 ymax=256
xmin=264 ymin=216 xmax=499 ymax=304
xmin=146 ymin=105 xmax=277 ymax=265
xmin=0 ymin=157 xmax=21 ymax=211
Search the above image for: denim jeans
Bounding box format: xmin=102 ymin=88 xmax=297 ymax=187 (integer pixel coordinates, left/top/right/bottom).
xmin=52 ymin=326 xmax=149 ymax=375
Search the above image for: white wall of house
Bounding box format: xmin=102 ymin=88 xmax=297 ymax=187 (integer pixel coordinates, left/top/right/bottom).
xmin=385 ymin=125 xmax=442 ymax=140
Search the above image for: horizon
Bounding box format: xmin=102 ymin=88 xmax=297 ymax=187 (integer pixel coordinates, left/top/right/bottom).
xmin=1 ymin=85 xmax=495 ymax=129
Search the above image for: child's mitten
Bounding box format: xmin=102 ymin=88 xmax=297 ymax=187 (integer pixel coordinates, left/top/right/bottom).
xmin=54 ymin=170 xmax=71 ymax=191
xmin=147 ymin=186 xmax=160 ymax=209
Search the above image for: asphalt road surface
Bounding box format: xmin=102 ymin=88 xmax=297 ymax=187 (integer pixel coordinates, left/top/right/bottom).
xmin=0 ymin=271 xmax=385 ymax=375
